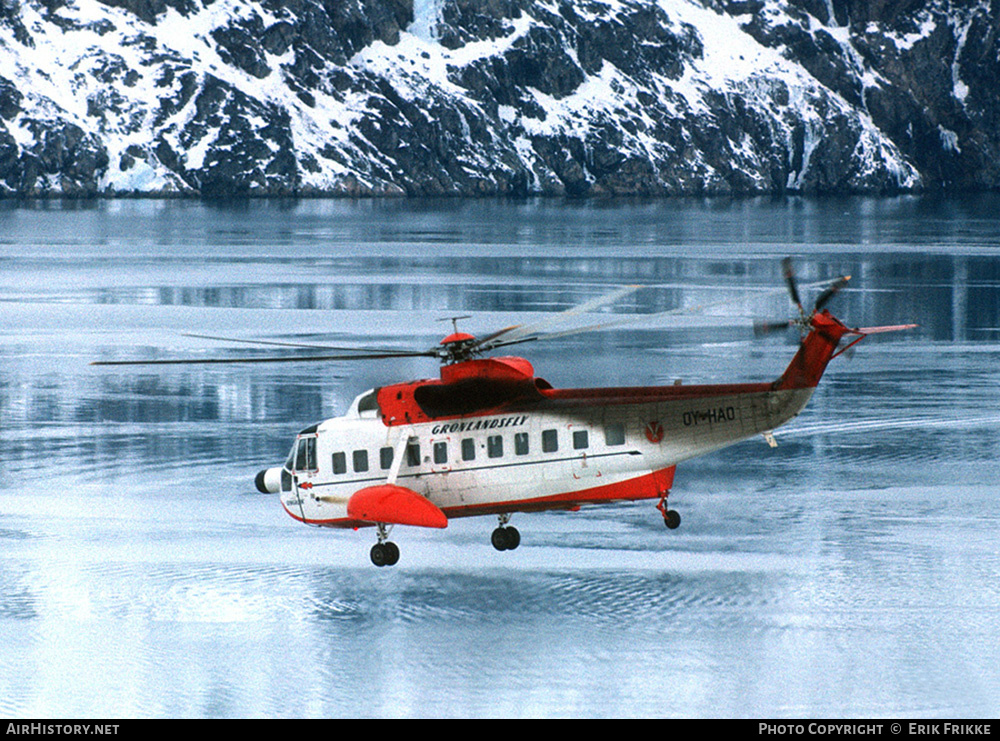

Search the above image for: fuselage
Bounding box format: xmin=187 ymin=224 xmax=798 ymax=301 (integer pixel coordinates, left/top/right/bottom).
xmin=264 ymin=310 xmax=859 ymax=530
xmin=273 ymin=369 xmax=815 ymax=529
xmin=262 ymin=310 xmax=855 ymax=530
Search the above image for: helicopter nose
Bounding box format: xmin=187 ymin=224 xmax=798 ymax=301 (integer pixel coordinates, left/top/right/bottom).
xmin=255 ymin=467 xmax=282 ymax=494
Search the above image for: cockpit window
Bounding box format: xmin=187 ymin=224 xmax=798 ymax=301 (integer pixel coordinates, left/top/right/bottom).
xmin=294 ymin=436 xmax=317 ymax=472
xmin=357 ymin=391 xmax=378 ymax=414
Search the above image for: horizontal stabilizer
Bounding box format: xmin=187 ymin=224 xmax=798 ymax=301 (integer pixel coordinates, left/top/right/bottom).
xmin=347 ymin=485 xmax=448 ymax=529
xmin=853 ymin=323 xmax=919 ymax=335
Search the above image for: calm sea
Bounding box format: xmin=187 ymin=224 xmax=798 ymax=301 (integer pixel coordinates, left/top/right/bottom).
xmin=1 ymin=195 xmax=999 ymax=718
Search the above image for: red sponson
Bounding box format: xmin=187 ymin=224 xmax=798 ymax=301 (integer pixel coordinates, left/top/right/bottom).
xmin=347 ymin=484 xmax=448 ymax=529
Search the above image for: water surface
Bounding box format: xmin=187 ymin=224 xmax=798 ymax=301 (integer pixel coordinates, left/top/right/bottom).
xmin=1 ymin=196 xmax=999 ymax=718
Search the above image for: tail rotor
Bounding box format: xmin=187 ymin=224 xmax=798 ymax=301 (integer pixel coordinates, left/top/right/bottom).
xmin=754 ymin=258 xmax=851 ymax=339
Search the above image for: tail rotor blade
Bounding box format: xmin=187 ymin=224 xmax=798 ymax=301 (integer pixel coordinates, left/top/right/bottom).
xmin=782 ymin=257 xmax=803 ymax=314
xmin=753 ymin=319 xmax=793 ymax=338
xmin=812 ymin=275 xmax=851 ymax=312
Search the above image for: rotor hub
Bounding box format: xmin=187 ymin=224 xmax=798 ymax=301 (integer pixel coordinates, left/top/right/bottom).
xmin=437 ymin=332 xmax=481 ymax=364
xmin=439 ymin=332 xmax=476 ymax=345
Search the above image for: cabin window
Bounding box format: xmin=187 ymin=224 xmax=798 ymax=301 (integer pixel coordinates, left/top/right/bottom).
xmin=542 ymin=429 xmax=558 ymax=453
xmin=380 ymin=447 xmax=394 ymax=470
xmin=433 ymin=441 xmax=448 ymax=464
xmin=605 ymin=423 xmax=625 ymax=446
xmin=573 ymin=430 xmax=589 ymax=450
xmin=406 ymin=442 xmax=421 ymax=467
xmin=461 ymin=438 xmax=476 ymax=461
xmin=487 ymin=435 xmax=503 ymax=458
xmin=514 ymin=432 xmax=529 ymax=456
xmin=295 ymin=437 xmax=317 ymax=471
xmin=332 ymin=452 xmax=347 ymax=475
xmin=353 ymin=450 xmax=369 ymax=473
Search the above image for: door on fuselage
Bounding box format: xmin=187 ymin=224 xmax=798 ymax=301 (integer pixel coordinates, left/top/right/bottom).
xmin=427 ymin=433 xmax=475 ymax=507
xmin=566 ymin=421 xmax=601 ymax=482
xmin=286 ymin=434 xmax=318 ymax=519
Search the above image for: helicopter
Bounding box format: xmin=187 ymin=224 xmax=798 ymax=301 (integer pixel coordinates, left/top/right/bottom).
xmin=92 ymin=259 xmax=915 ymax=567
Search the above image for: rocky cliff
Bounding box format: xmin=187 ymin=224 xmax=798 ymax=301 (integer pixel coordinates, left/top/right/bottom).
xmin=0 ymin=0 xmax=996 ymax=197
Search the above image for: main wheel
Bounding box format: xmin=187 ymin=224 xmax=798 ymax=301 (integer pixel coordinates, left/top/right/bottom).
xmin=664 ymin=509 xmax=681 ymax=530
xmin=492 ymin=526 xmax=521 ymax=551
xmin=371 ymin=542 xmax=400 ymax=566
xmin=384 ymin=541 xmax=400 ymax=566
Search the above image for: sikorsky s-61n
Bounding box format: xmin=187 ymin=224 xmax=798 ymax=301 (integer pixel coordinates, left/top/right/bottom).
xmin=93 ymin=260 xmax=914 ymax=567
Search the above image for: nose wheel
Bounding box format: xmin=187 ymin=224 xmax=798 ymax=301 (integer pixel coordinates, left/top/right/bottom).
xmin=370 ymin=523 xmax=400 ymax=567
xmin=491 ymin=513 xmax=521 ymax=551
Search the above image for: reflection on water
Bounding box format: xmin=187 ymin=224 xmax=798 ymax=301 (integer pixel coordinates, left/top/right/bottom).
xmin=11 ymin=253 xmax=997 ymax=342
xmin=1 ymin=196 xmax=1000 ymax=717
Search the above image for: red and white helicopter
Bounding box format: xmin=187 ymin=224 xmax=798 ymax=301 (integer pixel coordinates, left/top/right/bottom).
xmin=93 ymin=259 xmax=914 ymax=566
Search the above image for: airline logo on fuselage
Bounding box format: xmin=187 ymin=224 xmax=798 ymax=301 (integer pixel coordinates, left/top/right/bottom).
xmin=430 ymin=415 xmax=529 ymax=436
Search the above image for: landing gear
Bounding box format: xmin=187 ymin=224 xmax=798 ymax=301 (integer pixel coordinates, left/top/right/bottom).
xmin=491 ymin=526 xmax=520 ymax=551
xmin=370 ymin=523 xmax=400 ymax=567
xmin=491 ymin=513 xmax=520 ymax=551
xmin=370 ymin=541 xmax=399 ymax=567
xmin=656 ymin=494 xmax=681 ymax=530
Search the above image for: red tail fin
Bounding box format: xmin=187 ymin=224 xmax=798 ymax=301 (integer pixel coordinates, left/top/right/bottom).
xmin=775 ymin=312 xmax=917 ymax=390
xmin=774 ymin=311 xmax=853 ymax=390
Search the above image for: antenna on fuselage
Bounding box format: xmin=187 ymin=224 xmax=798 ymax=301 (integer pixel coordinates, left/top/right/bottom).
xmin=438 ymin=315 xmax=473 ymax=334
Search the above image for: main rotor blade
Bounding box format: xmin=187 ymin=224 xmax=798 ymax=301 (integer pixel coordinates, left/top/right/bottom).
xmin=483 ymin=275 xmax=854 ymax=348
xmin=182 ymin=332 xmax=423 ymax=355
xmin=90 ymin=349 xmax=438 ymax=366
xmin=475 ymin=284 xmax=642 ymax=351
xmin=468 ymin=324 xmax=521 ymax=348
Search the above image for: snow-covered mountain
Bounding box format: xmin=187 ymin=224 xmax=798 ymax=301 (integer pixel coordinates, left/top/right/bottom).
xmin=1 ymin=0 xmax=996 ymax=197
